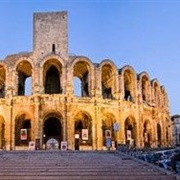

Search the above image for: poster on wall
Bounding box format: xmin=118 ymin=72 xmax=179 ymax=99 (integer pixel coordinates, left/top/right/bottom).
xmin=20 ymin=129 xmax=27 ymax=140
xmin=75 ymin=134 xmax=80 ymax=139
xmin=28 ymin=141 xmax=35 ymax=150
xmin=127 ymin=130 xmax=132 ymax=140
xmin=105 ymin=130 xmax=111 ymax=139
xmin=61 ymin=141 xmax=67 ymax=151
xmin=82 ymin=129 xmax=88 ymax=140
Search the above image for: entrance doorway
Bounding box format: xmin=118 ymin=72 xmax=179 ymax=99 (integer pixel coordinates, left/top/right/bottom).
xmin=43 ymin=117 xmax=62 ymax=149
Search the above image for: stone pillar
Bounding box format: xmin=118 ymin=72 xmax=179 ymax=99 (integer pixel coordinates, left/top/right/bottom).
xmin=33 ymin=95 xmax=42 ymax=148
xmin=4 ymin=99 xmax=13 ymax=150
xmin=92 ymin=112 xmax=96 ymax=150
xmin=118 ymin=111 xmax=126 ymax=145
xmin=63 ymin=103 xmax=67 ymax=142
xmin=66 ymin=102 xmax=74 ymax=150
xmin=32 ymin=66 xmax=41 ymax=94
xmin=95 ymin=100 xmax=102 ymax=150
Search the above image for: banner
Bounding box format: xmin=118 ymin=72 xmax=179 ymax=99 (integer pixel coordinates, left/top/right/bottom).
xmin=28 ymin=141 xmax=35 ymax=150
xmin=127 ymin=130 xmax=132 ymax=140
xmin=20 ymin=129 xmax=27 ymax=140
xmin=61 ymin=141 xmax=67 ymax=151
xmin=105 ymin=130 xmax=111 ymax=139
xmin=82 ymin=129 xmax=88 ymax=140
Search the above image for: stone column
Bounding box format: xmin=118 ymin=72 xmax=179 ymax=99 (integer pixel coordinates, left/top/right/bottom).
xmin=66 ymin=102 xmax=74 ymax=150
xmin=4 ymin=99 xmax=13 ymax=150
xmin=63 ymin=102 xmax=67 ymax=142
xmin=94 ymin=100 xmax=102 ymax=150
xmin=118 ymin=111 xmax=126 ymax=145
xmin=33 ymin=95 xmax=41 ymax=148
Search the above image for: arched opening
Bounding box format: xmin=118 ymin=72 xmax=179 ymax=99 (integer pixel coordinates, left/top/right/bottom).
xmin=142 ymin=75 xmax=149 ymax=102
xmin=43 ymin=117 xmax=62 ymax=148
xmin=157 ymin=123 xmax=162 ymax=147
xmin=25 ymin=77 xmax=32 ymax=96
xmin=0 ymin=65 xmax=6 ymax=98
xmin=101 ymin=64 xmax=114 ymax=99
xmin=45 ymin=66 xmax=61 ymax=94
xmin=17 ymin=61 xmax=32 ymax=96
xmin=74 ymin=112 xmax=92 ymax=150
xmin=153 ymin=81 xmax=160 ymax=107
xmin=123 ymin=69 xmax=135 ymax=102
xmin=161 ymin=87 xmax=168 ymax=109
xmin=15 ymin=114 xmax=31 ymax=146
xmin=101 ymin=114 xmax=116 ymax=147
xmin=125 ymin=117 xmax=136 ymax=147
xmin=73 ymin=61 xmax=90 ymax=97
xmin=74 ymin=120 xmax=83 ymax=150
xmin=143 ymin=120 xmax=152 ymax=148
xmin=0 ymin=84 xmax=5 ymax=98
xmin=73 ymin=77 xmax=81 ymax=96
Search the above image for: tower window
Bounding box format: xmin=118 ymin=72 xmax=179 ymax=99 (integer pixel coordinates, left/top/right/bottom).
xmin=52 ymin=44 xmax=55 ymax=53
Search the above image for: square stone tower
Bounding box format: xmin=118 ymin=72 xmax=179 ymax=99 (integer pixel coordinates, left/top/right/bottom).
xmin=33 ymin=11 xmax=68 ymax=60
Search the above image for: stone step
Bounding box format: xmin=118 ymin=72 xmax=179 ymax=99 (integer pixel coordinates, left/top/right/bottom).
xmin=0 ymin=151 xmax=176 ymax=180
xmin=0 ymin=171 xmax=169 ymax=175
xmin=0 ymin=175 xmax=175 ymax=180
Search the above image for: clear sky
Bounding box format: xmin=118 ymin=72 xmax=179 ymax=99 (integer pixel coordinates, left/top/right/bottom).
xmin=0 ymin=0 xmax=179 ymax=115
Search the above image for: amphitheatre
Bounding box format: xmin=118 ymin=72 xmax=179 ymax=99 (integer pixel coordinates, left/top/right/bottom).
xmin=0 ymin=11 xmax=172 ymax=151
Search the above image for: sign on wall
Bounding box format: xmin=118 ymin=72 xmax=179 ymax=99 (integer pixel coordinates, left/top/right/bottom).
xmin=113 ymin=123 xmax=119 ymax=131
xmin=82 ymin=129 xmax=88 ymax=140
xmin=105 ymin=130 xmax=111 ymax=139
xmin=75 ymin=134 xmax=80 ymax=139
xmin=61 ymin=141 xmax=67 ymax=151
xmin=127 ymin=130 xmax=132 ymax=140
xmin=28 ymin=141 xmax=35 ymax=150
xmin=20 ymin=129 xmax=27 ymax=140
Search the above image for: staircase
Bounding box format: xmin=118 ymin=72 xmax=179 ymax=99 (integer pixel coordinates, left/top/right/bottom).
xmin=0 ymin=150 xmax=176 ymax=180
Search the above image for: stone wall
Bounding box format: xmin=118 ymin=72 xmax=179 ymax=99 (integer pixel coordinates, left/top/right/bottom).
xmin=0 ymin=11 xmax=172 ymax=150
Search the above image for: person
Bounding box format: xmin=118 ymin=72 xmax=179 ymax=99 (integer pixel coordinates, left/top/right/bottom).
xmin=171 ymin=151 xmax=180 ymax=173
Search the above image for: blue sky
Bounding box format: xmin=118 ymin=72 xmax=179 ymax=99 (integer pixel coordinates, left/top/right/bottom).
xmin=0 ymin=0 xmax=180 ymax=115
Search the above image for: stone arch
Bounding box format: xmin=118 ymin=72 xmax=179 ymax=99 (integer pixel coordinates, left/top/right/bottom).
xmin=143 ymin=119 xmax=152 ymax=148
xmin=0 ymin=63 xmax=6 ymax=98
xmin=71 ymin=56 xmax=94 ymax=97
xmin=161 ymin=86 xmax=168 ymax=109
xmin=0 ymin=115 xmax=5 ymax=149
xmin=43 ymin=112 xmax=63 ymax=148
xmin=151 ymin=79 xmax=160 ymax=107
xmin=120 ymin=65 xmax=137 ymax=102
xmin=101 ymin=112 xmax=116 ymax=146
xmin=138 ymin=71 xmax=151 ymax=102
xmin=99 ymin=59 xmax=118 ymax=99
xmin=43 ymin=58 xmax=63 ymax=94
xmin=124 ymin=116 xmax=137 ymax=146
xmin=16 ymin=59 xmax=33 ymax=96
xmin=74 ymin=111 xmax=92 ymax=149
xmin=14 ymin=112 xmax=32 ymax=146
xmin=40 ymin=54 xmax=65 ymax=67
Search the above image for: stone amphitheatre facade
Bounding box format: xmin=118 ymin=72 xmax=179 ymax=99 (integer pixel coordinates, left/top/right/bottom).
xmin=0 ymin=11 xmax=172 ymax=150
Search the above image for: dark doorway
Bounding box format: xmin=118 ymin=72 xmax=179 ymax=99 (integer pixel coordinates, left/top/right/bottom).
xmin=157 ymin=123 xmax=161 ymax=147
xmin=45 ymin=66 xmax=61 ymax=94
xmin=15 ymin=118 xmax=31 ymax=146
xmin=43 ymin=117 xmax=62 ymax=147
xmin=74 ymin=120 xmax=83 ymax=150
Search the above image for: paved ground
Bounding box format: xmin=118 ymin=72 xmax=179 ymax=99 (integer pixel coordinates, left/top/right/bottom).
xmin=0 ymin=150 xmax=177 ymax=180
